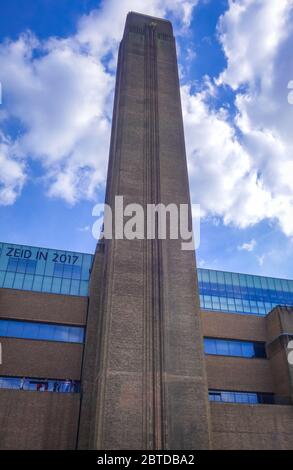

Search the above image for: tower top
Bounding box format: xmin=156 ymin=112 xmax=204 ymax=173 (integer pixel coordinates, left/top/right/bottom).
xmin=125 ymin=11 xmax=173 ymax=36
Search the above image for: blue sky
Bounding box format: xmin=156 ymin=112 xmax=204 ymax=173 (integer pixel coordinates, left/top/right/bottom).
xmin=0 ymin=0 xmax=293 ymax=279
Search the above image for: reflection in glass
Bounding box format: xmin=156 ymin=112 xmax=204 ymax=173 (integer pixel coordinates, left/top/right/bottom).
xmin=204 ymin=337 xmax=266 ymax=359
xmin=0 ymin=319 xmax=84 ymax=343
xmin=0 ymin=376 xmax=80 ymax=393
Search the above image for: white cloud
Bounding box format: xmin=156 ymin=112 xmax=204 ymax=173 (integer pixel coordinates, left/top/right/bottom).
xmin=77 ymin=0 xmax=197 ymax=53
xmin=0 ymin=133 xmax=26 ymax=205
xmin=0 ymin=0 xmax=198 ymax=205
xmin=182 ymin=84 xmax=272 ymax=229
xmin=0 ymin=32 xmax=114 ymax=204
xmin=183 ymin=0 xmax=293 ymax=238
xmin=237 ymin=239 xmax=256 ymax=252
xmin=217 ymin=0 xmax=292 ymax=90
xmin=197 ymin=259 xmax=206 ymax=268
xmin=1 ymin=0 xmax=293 ymax=244
xmin=77 ymin=225 xmax=91 ymax=232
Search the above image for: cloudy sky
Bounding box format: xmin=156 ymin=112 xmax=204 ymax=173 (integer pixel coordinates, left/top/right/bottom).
xmin=0 ymin=0 xmax=293 ymax=279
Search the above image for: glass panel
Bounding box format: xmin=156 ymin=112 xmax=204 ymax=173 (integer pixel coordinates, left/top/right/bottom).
xmin=215 ymin=340 xmax=229 ymax=356
xmin=235 ymin=392 xmax=248 ymax=403
xmin=239 ymin=274 xmax=247 ymax=287
xmin=204 ymin=338 xmax=217 ymax=355
xmin=246 ymin=275 xmax=254 ymax=288
xmin=254 ymin=343 xmax=267 ymax=358
xmin=253 ymin=276 xmax=261 ymax=288
xmin=209 ymin=271 xmax=217 ymax=283
xmin=260 ymin=277 xmax=268 ymax=290
xmin=61 ymin=278 xmax=71 ymax=295
xmin=6 ymin=321 xmax=24 ymax=338
xmin=63 ymin=264 xmax=73 ymax=279
xmin=248 ymin=393 xmax=258 ymax=404
xmin=7 ymin=258 xmax=18 ymax=272
xmin=219 ymin=298 xmax=228 ymax=310
xmin=68 ymin=326 xmax=84 ymax=343
xmin=72 ymin=265 xmax=81 ymax=280
xmin=241 ymin=342 xmax=255 ymax=358
xmin=70 ymin=280 xmax=80 ymax=295
xmin=13 ymin=273 xmax=24 ymax=290
xmin=208 ymin=391 xmax=221 ymax=402
xmin=25 ymin=260 xmax=37 ymax=275
xmin=23 ymin=274 xmax=34 ymax=290
xmin=3 ymin=272 xmax=15 ymax=288
xmin=51 ymin=277 xmax=62 ymax=294
xmin=79 ymin=281 xmax=89 ymax=296
xmin=53 ymin=263 xmax=63 ymax=278
xmin=17 ymin=259 xmax=27 ymax=274
xmin=38 ymin=323 xmax=53 ymax=341
xmin=201 ymin=270 xmax=210 ymax=283
xmin=216 ymin=271 xmax=225 ymax=284
xmin=0 ymin=271 xmax=5 ymax=287
xmin=55 ymin=326 xmax=69 ymax=342
xmin=0 ymin=377 xmax=21 ymax=389
xmin=0 ymin=320 xmax=9 ymax=336
xmin=260 ymin=393 xmax=274 ymax=404
xmin=228 ymin=340 xmax=242 ymax=357
xmin=32 ymin=275 xmax=43 ymax=291
xmin=42 ymin=277 xmax=53 ymax=293
xmin=221 ymin=392 xmax=234 ymax=403
xmin=22 ymin=322 xmax=40 ymax=340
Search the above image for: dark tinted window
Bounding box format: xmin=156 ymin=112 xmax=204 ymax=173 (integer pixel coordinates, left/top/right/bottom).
xmin=204 ymin=337 xmax=266 ymax=359
xmin=209 ymin=390 xmax=274 ymax=405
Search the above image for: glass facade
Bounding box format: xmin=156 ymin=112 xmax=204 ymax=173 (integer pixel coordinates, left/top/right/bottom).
xmin=0 ymin=319 xmax=84 ymax=343
xmin=0 ymin=376 xmax=80 ymax=393
xmin=1 ymin=241 xmax=292 ymax=314
xmin=198 ymin=268 xmax=293 ymax=316
xmin=0 ymin=242 xmax=93 ymax=296
xmin=204 ymin=337 xmax=266 ymax=358
xmin=208 ymin=390 xmax=275 ymax=404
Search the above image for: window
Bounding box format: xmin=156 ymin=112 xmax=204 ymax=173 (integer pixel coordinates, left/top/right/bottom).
xmin=7 ymin=258 xmax=37 ymax=275
xmin=0 ymin=319 xmax=84 ymax=343
xmin=208 ymin=390 xmax=274 ymax=405
xmin=0 ymin=243 xmax=92 ymax=297
xmin=0 ymin=376 xmax=80 ymax=393
xmin=204 ymin=338 xmax=217 ymax=355
xmin=204 ymin=337 xmax=267 ymax=359
xmin=215 ymin=339 xmax=229 ymax=355
xmin=53 ymin=263 xmax=81 ymax=280
xmin=197 ymin=268 xmax=293 ymax=316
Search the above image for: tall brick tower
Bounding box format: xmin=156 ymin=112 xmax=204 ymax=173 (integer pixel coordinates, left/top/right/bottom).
xmin=78 ymin=12 xmax=211 ymax=450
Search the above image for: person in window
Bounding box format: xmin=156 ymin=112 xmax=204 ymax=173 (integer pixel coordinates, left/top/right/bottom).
xmin=64 ymin=379 xmax=71 ymax=393
xmin=53 ymin=381 xmax=59 ymax=392
xmin=20 ymin=377 xmax=25 ymax=390
xmin=71 ymin=380 xmax=77 ymax=392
